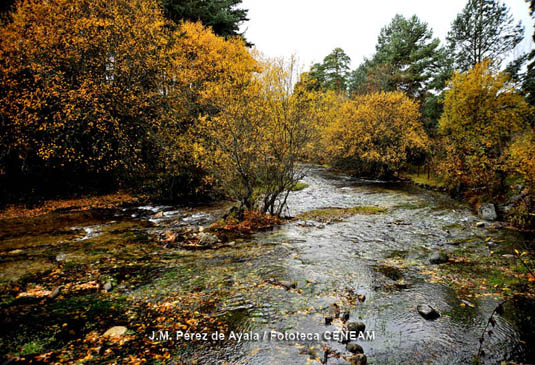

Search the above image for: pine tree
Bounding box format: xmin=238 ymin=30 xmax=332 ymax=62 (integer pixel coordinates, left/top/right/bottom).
xmin=447 ymin=0 xmax=524 ymax=71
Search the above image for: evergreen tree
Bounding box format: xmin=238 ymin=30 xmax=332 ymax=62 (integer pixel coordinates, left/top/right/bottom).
xmin=161 ymin=0 xmax=248 ymax=40
xmin=447 ymin=0 xmax=524 ymax=71
xmin=349 ymin=15 xmax=445 ymax=100
xmin=309 ymin=48 xmax=351 ymax=93
xmin=523 ymin=0 xmax=535 ymax=104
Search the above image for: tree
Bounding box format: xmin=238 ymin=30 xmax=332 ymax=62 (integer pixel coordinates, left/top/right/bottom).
xmin=0 ymin=0 xmax=255 ymax=203
xmin=348 ymin=60 xmax=395 ymax=95
xmin=309 ymin=48 xmax=351 ymax=93
xmin=151 ymin=21 xmax=256 ymax=201
xmin=437 ymin=60 xmax=532 ymax=194
xmin=447 ymin=0 xmax=524 ymax=71
xmin=0 ymin=0 xmax=176 ymax=197
xmin=522 ymin=0 xmax=535 ymax=104
xmin=160 ymin=0 xmax=248 ymax=40
xmin=373 ymin=14 xmax=442 ymax=99
xmin=198 ymin=56 xmax=315 ymax=216
xmin=321 ymin=91 xmax=430 ymax=177
xmin=507 ymin=130 xmax=535 ymax=227
xmin=0 ymin=0 xmax=16 ymax=20
xmin=349 ymin=15 xmax=446 ymax=100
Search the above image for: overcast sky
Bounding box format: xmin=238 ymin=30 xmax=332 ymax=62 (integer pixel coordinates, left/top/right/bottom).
xmin=239 ymin=0 xmax=534 ymax=70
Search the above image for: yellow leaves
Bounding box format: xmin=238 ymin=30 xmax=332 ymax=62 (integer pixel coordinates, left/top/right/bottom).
xmin=437 ymin=60 xmax=533 ymax=193
xmin=320 ymin=91 xmax=428 ymax=175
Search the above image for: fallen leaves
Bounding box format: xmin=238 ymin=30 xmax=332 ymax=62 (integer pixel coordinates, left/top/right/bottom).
xmin=0 ymin=192 xmax=142 ymax=220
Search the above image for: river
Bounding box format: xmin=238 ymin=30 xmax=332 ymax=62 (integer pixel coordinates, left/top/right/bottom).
xmin=1 ymin=166 xmax=534 ymax=364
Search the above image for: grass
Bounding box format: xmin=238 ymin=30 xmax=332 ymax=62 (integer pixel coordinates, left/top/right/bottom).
xmin=291 ymin=182 xmax=309 ymax=191
xmin=296 ymin=206 xmax=387 ymax=222
xmin=406 ymin=173 xmax=445 ymax=188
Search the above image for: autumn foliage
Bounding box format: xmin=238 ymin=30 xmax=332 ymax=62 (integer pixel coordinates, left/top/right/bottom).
xmin=197 ymin=56 xmax=317 ymax=214
xmin=437 ymin=60 xmax=532 ymax=194
xmin=1 ymin=0 xmax=535 ymax=226
xmin=0 ymin=0 xmax=173 ymax=183
xmin=0 ymin=0 xmax=257 ymax=203
xmin=507 ymin=130 xmax=535 ymax=227
xmin=320 ymin=91 xmax=430 ymax=177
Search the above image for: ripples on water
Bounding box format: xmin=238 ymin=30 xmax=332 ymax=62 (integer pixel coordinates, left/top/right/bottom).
xmin=1 ymin=166 xmax=533 ymax=364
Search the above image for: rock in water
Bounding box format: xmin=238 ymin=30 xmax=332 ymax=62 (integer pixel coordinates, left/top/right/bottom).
xmin=429 ymin=251 xmax=449 ymax=264
xmin=103 ymin=326 xmax=128 ymax=337
xmin=417 ymin=304 xmax=440 ymax=320
xmin=350 ymin=353 xmax=367 ymax=365
xmin=48 ymin=286 xmax=61 ymax=299
xmin=346 ymin=342 xmax=364 ymax=354
xmin=347 ymin=321 xmax=366 ymax=334
xmin=198 ymin=232 xmax=219 ymax=246
xmin=478 ymin=203 xmax=497 ymax=221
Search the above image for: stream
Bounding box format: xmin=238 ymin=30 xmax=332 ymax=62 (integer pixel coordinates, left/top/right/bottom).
xmin=1 ymin=166 xmax=534 ymax=364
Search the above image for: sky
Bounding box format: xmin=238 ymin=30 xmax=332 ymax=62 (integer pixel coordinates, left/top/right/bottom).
xmin=239 ymin=0 xmax=535 ymax=71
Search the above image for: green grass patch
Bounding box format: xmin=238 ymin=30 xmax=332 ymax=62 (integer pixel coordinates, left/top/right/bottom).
xmin=291 ymin=182 xmax=309 ymax=191
xmin=406 ymin=173 xmax=445 ymax=188
xmin=486 ymin=269 xmax=520 ymax=287
xmin=296 ymin=206 xmax=386 ymax=222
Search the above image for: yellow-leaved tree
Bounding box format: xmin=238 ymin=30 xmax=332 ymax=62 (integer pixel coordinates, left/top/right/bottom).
xmin=507 ymin=130 xmax=535 ymax=227
xmin=0 ymin=0 xmax=174 ymax=193
xmin=437 ymin=60 xmax=532 ymax=194
xmin=198 ymin=55 xmax=317 ymax=216
xmin=321 ymin=91 xmax=429 ymax=177
xmin=153 ymin=21 xmax=257 ymax=200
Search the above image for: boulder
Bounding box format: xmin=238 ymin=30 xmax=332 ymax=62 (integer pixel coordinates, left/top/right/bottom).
xmin=417 ymin=304 xmax=440 ymax=320
xmin=429 ymin=251 xmax=449 ymax=264
xmin=478 ymin=203 xmax=497 ymax=221
xmin=349 ymin=353 xmax=367 ymax=365
xmin=198 ymin=232 xmax=219 ymax=246
xmin=48 ymin=286 xmax=61 ymax=299
xmin=346 ymin=342 xmax=364 ymax=354
xmin=103 ymin=282 xmax=113 ymax=292
xmin=103 ymin=326 xmax=128 ymax=337
xmin=347 ymin=321 xmax=365 ymax=334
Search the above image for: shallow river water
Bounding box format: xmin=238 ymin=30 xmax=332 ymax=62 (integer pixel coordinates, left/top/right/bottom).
xmin=1 ymin=166 xmax=534 ymax=364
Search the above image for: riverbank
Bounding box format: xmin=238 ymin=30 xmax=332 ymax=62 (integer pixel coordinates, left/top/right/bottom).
xmin=1 ymin=166 xmax=534 ymax=364
xmin=0 ymin=192 xmax=144 ymax=220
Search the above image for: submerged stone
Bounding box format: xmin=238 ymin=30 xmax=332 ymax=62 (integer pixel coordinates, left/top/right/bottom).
xmin=346 ymin=342 xmax=364 ymax=354
xmin=103 ymin=282 xmax=113 ymax=292
xmin=198 ymin=232 xmax=219 ymax=246
xmin=417 ymin=304 xmax=440 ymax=320
xmin=48 ymin=286 xmax=61 ymax=299
xmin=347 ymin=321 xmax=365 ymax=334
xmin=429 ymin=251 xmax=449 ymax=264
xmin=478 ymin=203 xmax=497 ymax=221
xmin=349 ymin=353 xmax=367 ymax=365
xmin=103 ymin=326 xmax=128 ymax=337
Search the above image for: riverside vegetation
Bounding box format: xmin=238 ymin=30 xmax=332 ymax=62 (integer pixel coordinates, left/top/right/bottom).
xmin=1 ymin=0 xmax=535 ymax=364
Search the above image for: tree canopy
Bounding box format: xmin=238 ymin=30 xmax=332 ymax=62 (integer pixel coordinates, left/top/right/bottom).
xmin=160 ymin=0 xmax=248 ymax=40
xmin=437 ymin=60 xmax=532 ymax=193
xmin=309 ymin=48 xmax=351 ymax=93
xmin=349 ymin=14 xmax=447 ymax=101
xmin=447 ymin=0 xmax=524 ymax=71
